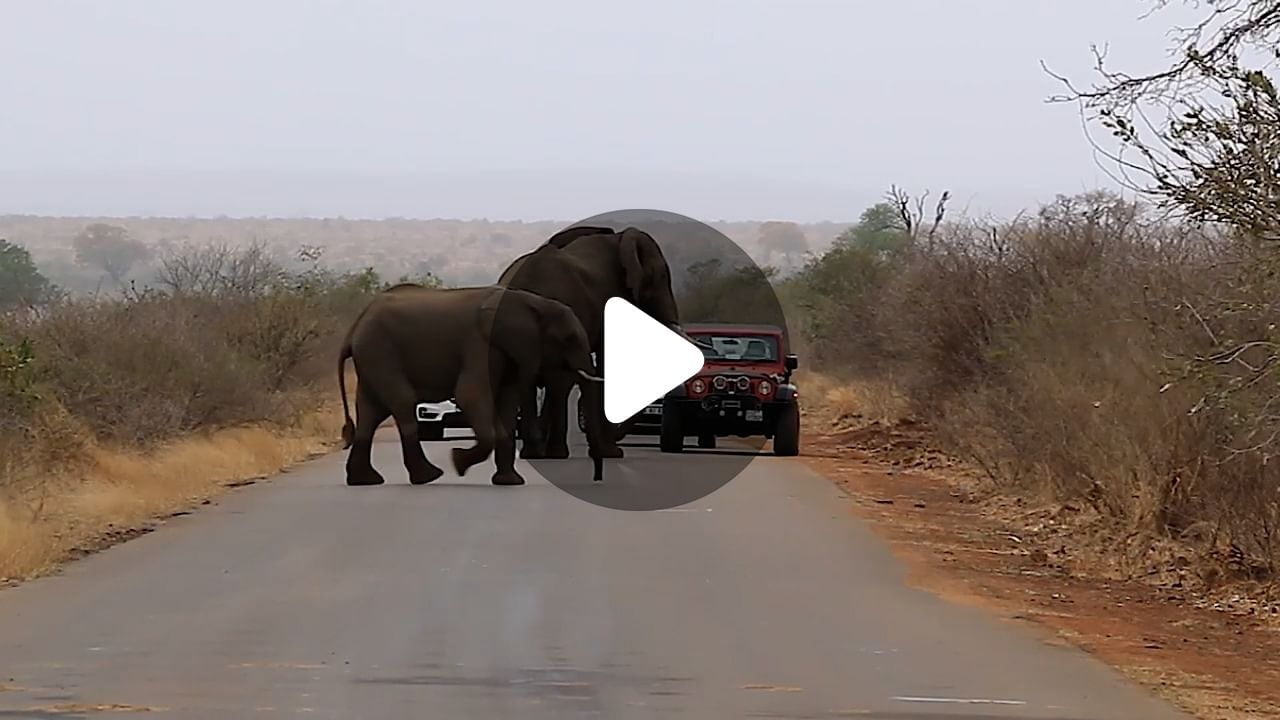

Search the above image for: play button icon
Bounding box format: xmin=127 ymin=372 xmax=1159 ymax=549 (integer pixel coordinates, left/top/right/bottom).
xmin=603 ymin=296 xmax=705 ymax=424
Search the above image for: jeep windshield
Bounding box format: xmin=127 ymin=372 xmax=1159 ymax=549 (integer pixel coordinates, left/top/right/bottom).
xmin=689 ymin=334 xmax=780 ymax=363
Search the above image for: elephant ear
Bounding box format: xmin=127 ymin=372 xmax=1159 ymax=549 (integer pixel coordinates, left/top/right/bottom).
xmin=618 ymin=227 xmax=651 ymax=302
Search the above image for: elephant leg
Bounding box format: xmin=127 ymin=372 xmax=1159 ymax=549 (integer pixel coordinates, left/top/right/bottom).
xmin=517 ymin=382 xmax=547 ymax=460
xmin=374 ymin=375 xmax=444 ymax=485
xmin=491 ymin=382 xmax=524 ymax=486
xmin=345 ymin=386 xmax=388 ymax=486
xmin=542 ymin=374 xmax=573 ymax=459
xmin=451 ymin=381 xmax=497 ymax=477
xmin=392 ymin=403 xmax=444 ymax=485
xmin=579 ymin=378 xmax=624 ymax=459
xmin=586 ymin=345 xmax=624 ymax=458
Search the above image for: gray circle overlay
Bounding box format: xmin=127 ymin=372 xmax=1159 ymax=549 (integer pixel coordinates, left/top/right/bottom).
xmin=499 ymin=208 xmax=791 ymax=511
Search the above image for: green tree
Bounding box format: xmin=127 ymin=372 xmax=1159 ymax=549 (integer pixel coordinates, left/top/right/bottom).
xmin=783 ymin=200 xmax=920 ymax=364
xmin=0 ymin=239 xmax=55 ymax=310
xmin=831 ymin=202 xmax=911 ymax=258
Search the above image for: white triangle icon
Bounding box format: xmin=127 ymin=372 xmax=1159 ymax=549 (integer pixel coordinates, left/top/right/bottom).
xmin=603 ymin=297 xmax=706 ymax=424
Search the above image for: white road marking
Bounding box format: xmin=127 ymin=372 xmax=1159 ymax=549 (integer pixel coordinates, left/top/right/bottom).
xmin=892 ymin=696 xmax=1027 ymax=705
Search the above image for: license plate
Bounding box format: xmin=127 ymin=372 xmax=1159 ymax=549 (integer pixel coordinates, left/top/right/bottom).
xmin=722 ymin=399 xmax=741 ymax=408
xmin=643 ymin=406 xmax=662 ymax=415
xmin=745 ymin=410 xmax=763 ymax=422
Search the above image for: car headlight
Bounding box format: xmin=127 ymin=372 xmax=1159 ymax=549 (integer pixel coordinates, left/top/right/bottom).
xmin=691 ymin=378 xmax=707 ymax=394
xmin=758 ymin=380 xmax=772 ymax=397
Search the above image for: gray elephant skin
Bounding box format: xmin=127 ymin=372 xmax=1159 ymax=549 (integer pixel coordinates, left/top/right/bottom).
xmin=497 ymin=225 xmax=684 ymax=461
xmin=337 ymin=284 xmax=605 ymax=487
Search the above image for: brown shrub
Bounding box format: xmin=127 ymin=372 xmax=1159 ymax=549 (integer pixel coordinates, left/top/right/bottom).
xmin=0 ymin=243 xmax=378 ymax=492
xmin=790 ymin=190 xmax=1280 ymax=578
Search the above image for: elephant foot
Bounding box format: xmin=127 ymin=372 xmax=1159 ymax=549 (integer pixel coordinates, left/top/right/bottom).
xmin=346 ymin=467 xmax=385 ymax=486
xmin=408 ymin=463 xmax=444 ymax=485
xmin=491 ymin=470 xmax=526 ymax=486
xmin=451 ymin=447 xmax=488 ymax=476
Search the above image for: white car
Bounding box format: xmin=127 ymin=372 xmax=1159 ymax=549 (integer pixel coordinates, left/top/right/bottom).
xmin=415 ymin=388 xmax=545 ymax=441
xmin=415 ymin=399 xmax=465 ymax=441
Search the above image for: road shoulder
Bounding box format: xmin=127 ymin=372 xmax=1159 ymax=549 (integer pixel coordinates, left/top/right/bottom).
xmin=799 ymin=416 xmax=1280 ymax=720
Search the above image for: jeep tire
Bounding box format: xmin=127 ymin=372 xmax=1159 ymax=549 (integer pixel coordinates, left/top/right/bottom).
xmin=773 ymin=403 xmax=800 ymax=456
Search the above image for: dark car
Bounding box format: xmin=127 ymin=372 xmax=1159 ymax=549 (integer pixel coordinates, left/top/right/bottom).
xmin=577 ymin=398 xmax=663 ymax=436
xmin=655 ymin=323 xmax=800 ymax=456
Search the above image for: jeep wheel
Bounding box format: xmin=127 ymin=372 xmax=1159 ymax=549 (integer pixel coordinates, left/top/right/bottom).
xmin=659 ymin=410 xmax=683 ymax=453
xmin=773 ymin=403 xmax=800 ymax=456
xmin=697 ymin=433 xmax=716 ymax=449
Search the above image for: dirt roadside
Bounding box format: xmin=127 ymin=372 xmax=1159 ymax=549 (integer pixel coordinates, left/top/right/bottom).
xmin=798 ymin=410 xmax=1280 ymax=720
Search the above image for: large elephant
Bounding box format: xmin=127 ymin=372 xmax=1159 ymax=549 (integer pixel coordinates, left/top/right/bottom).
xmin=497 ymin=225 xmax=685 ymax=460
xmin=336 ymin=284 xmax=605 ymax=487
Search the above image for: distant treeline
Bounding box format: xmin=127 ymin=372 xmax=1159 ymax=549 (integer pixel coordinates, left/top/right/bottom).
xmin=0 ymin=215 xmax=850 ymax=296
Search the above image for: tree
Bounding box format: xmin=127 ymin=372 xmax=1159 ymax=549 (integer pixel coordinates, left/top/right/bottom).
xmin=0 ymin=239 xmax=55 ymax=310
xmin=832 ymin=202 xmax=911 ymax=259
xmin=756 ymin=221 xmax=808 ymax=267
xmin=1046 ymin=1 xmax=1280 ymax=460
xmin=73 ymin=223 xmax=153 ymax=286
xmin=677 ymin=258 xmax=782 ymax=325
xmin=1046 ymin=0 xmax=1280 ymax=239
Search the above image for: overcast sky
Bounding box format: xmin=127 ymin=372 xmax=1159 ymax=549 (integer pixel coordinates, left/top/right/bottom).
xmin=0 ymin=0 xmax=1202 ymax=221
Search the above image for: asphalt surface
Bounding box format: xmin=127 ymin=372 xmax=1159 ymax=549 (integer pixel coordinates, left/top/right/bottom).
xmin=0 ymin=429 xmax=1191 ymax=719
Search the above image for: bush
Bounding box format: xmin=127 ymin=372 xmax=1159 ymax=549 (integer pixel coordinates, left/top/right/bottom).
xmin=788 ymin=189 xmax=1280 ymax=578
xmin=0 ymin=243 xmax=383 ymax=489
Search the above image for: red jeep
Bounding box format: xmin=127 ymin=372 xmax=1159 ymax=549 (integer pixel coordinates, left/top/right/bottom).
xmin=658 ymin=322 xmax=800 ymax=456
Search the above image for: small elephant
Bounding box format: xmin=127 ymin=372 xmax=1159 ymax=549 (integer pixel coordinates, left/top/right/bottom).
xmin=336 ymin=285 xmax=605 ymax=487
xmin=497 ymin=225 xmax=689 ymax=460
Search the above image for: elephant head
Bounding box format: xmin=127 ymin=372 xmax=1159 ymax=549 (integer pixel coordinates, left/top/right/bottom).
xmin=614 ymin=227 xmax=718 ymax=351
xmin=617 ymin=227 xmax=679 ymax=328
xmin=485 ymin=288 xmax=602 ymax=385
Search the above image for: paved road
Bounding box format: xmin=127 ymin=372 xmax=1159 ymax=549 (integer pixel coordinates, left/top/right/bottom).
xmin=0 ymin=430 xmax=1188 ymax=719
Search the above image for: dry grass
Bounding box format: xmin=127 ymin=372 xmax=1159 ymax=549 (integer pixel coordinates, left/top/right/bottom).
xmin=0 ymin=401 xmax=342 ymax=581
xmin=797 ymin=370 xmax=910 ymax=429
xmin=785 ymin=190 xmax=1280 ymax=588
xmin=0 ymin=242 xmax=375 ymax=582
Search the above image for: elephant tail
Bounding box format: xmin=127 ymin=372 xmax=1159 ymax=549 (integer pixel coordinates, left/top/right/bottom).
xmin=338 ymin=340 xmax=355 ymax=449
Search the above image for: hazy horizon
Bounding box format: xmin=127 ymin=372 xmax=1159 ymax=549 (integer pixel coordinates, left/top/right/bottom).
xmin=1 ymin=0 xmax=1202 ymax=222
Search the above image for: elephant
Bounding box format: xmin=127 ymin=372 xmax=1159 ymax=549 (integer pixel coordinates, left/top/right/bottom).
xmin=496 ymin=224 xmax=688 ymax=461
xmin=336 ymin=284 xmax=605 ymax=487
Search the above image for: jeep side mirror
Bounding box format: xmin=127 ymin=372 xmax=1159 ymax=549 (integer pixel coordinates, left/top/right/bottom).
xmin=784 ymin=354 xmax=798 ymax=371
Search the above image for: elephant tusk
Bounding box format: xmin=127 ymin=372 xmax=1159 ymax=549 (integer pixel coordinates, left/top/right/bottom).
xmin=577 ymin=369 xmax=605 ymax=383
